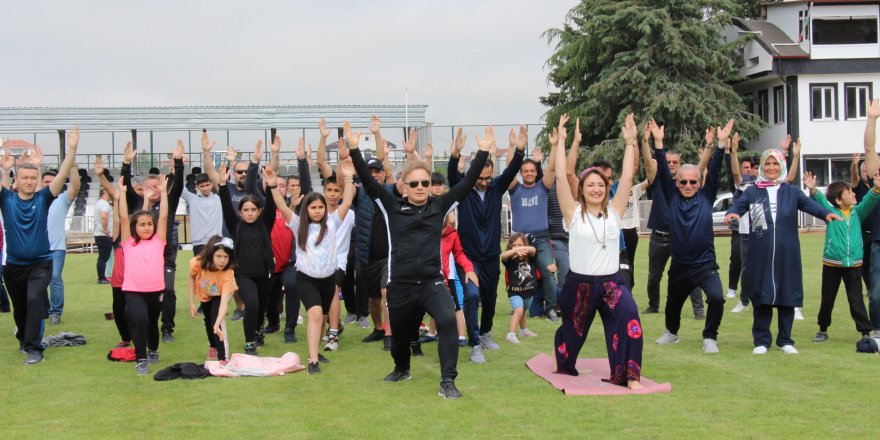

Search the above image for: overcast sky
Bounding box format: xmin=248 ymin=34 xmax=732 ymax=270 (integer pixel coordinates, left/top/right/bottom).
xmin=1 ymin=0 xmax=574 ymax=137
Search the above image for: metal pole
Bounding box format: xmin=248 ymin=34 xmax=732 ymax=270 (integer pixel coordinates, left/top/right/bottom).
xmin=58 ymin=130 xmax=66 ymax=163
xmin=187 ymin=130 xmax=192 ymax=166
xmin=111 ymin=131 xmax=116 ymax=169
xmin=149 ymin=130 xmax=154 ymax=170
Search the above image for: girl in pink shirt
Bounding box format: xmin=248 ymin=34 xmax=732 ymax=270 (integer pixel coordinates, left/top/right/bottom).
xmin=118 ymin=176 xmax=168 ymax=376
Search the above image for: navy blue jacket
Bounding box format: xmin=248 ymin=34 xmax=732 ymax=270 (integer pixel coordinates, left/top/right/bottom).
xmin=654 ymin=147 xmax=724 ymax=267
xmin=448 ymin=148 xmax=524 ymax=262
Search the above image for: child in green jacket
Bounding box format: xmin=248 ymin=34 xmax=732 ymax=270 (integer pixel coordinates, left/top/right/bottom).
xmin=804 ymin=171 xmax=880 ymax=342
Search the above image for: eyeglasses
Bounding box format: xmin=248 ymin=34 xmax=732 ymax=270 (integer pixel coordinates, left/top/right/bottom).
xmin=476 ymin=177 xmax=492 ymax=182
xmin=678 ymin=179 xmax=699 ymax=186
xmin=289 ymin=184 xmax=300 ymax=187
xmin=234 ymin=170 xmax=247 ymax=175
xmin=407 ymin=180 xmax=431 ymax=188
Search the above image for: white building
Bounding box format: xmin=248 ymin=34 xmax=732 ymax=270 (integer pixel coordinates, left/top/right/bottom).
xmin=723 ymin=0 xmax=880 ymax=186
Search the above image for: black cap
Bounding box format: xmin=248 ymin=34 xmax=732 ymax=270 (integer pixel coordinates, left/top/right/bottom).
xmin=431 ymin=172 xmax=445 ymax=185
xmin=367 ymin=158 xmax=384 ymax=171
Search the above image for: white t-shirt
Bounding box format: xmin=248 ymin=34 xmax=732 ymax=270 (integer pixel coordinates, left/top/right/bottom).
xmin=621 ymin=183 xmax=645 ymax=230
xmin=333 ymin=210 xmax=356 ymax=271
xmin=566 ymin=205 xmax=621 ymax=276
xmin=766 ymin=186 xmax=779 ymax=224
xmin=93 ymin=198 xmax=113 ymax=237
xmin=288 ymin=212 xmax=345 ymax=279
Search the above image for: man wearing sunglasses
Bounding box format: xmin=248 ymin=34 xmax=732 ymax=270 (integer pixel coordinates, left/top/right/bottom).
xmin=651 ymin=119 xmax=734 ymax=354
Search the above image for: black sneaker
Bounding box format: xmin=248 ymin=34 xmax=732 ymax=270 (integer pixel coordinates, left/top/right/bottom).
xmin=307 ymin=361 xmax=321 ymax=375
xmin=362 ymin=329 xmax=385 ymax=343
xmin=264 ymin=325 xmax=280 ymax=334
xmin=438 ymin=379 xmax=462 ymax=399
xmin=24 ymin=350 xmax=44 ymax=365
xmin=255 ymin=332 xmax=265 ymax=347
xmin=812 ymin=331 xmax=828 ymax=343
xmin=641 ymin=306 xmax=659 ymax=314
xmin=284 ymin=329 xmax=297 ymax=343
xmin=383 ymin=336 xmax=393 ymax=352
xmin=147 ymin=350 xmax=159 ymax=364
xmin=161 ymin=332 xmax=174 ymax=343
xmin=411 ymin=341 xmax=424 ymax=357
xmin=318 ymin=353 xmax=330 ymax=363
xmin=245 ymin=343 xmax=257 ymax=355
xmin=383 ymin=369 xmax=412 ymax=382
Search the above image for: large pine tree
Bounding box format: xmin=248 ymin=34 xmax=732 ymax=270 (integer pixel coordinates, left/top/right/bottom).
xmin=541 ymin=0 xmax=764 ymax=169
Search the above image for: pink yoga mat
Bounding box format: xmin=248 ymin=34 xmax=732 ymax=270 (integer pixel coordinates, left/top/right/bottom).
xmin=526 ymin=353 xmax=672 ymax=396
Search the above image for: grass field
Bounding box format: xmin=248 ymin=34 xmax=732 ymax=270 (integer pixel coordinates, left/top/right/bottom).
xmin=0 ymin=233 xmax=875 ymax=439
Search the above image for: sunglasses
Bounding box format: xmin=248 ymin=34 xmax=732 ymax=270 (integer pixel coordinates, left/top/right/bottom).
xmin=234 ymin=170 xmax=247 ymax=175
xmin=407 ymin=180 xmax=431 ymax=188
xmin=678 ymin=179 xmax=699 ymax=186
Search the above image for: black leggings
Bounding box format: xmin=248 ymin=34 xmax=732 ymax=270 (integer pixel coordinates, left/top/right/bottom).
xmin=297 ymin=272 xmax=335 ymax=313
xmin=201 ymin=296 xmax=227 ymax=360
xmin=112 ymin=287 xmax=131 ymax=342
xmin=388 ymin=279 xmax=459 ymax=379
xmin=124 ymin=291 xmax=162 ymax=360
xmin=266 ymin=272 xmax=284 ymax=329
xmin=235 ymin=275 xmax=270 ymax=343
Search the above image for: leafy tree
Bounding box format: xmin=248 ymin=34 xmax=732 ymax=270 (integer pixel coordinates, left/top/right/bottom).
xmin=540 ymin=0 xmax=764 ymax=174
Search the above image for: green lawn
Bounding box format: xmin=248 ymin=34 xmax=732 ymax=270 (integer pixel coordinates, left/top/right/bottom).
xmin=0 ymin=233 xmax=875 ymax=439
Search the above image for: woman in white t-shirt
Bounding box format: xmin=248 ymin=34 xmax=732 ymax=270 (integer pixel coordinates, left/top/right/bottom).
xmin=552 ymin=113 xmax=644 ymax=390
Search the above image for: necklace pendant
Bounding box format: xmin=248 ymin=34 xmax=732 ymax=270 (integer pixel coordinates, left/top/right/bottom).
xmin=601 ymin=244 xmax=606 ymax=249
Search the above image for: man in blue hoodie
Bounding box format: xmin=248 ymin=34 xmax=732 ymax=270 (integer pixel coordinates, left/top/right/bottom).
xmin=448 ymin=126 xmax=525 ymax=363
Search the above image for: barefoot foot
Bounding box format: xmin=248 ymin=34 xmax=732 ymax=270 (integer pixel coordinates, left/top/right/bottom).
xmin=627 ymin=380 xmax=645 ymax=390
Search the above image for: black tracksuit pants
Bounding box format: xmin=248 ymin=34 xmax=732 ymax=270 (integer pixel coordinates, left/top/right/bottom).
xmin=125 ymin=290 xmax=162 ymax=360
xmin=387 ymin=279 xmax=458 ymax=380
xmin=818 ymin=265 xmax=872 ymax=334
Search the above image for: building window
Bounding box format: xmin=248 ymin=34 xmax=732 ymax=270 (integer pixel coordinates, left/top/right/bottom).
xmin=798 ymin=10 xmax=810 ymax=42
xmin=773 ymin=86 xmax=785 ymax=124
xmin=743 ymin=94 xmax=754 ymax=115
xmin=805 ymin=158 xmax=829 ymax=187
xmin=757 ymin=89 xmax=769 ymax=123
xmin=845 ymin=83 xmax=872 ymax=120
xmin=810 ymin=84 xmax=837 ymax=121
xmin=813 ymin=17 xmax=879 ymax=45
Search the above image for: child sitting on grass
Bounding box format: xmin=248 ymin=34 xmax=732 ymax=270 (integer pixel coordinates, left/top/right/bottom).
xmin=804 ymin=171 xmax=880 ymax=342
xmin=189 ymin=235 xmax=238 ymax=365
xmin=502 ymin=233 xmax=541 ymax=344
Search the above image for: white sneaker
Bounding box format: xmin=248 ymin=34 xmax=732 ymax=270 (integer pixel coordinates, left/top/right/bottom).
xmin=871 ymin=330 xmax=880 ymax=339
xmin=794 ymin=308 xmax=804 ymax=321
xmin=731 ymin=303 xmax=748 ymax=313
xmin=752 ymin=346 xmax=768 ymax=355
xmin=506 ymin=332 xmax=520 ymax=344
xmin=297 ymin=315 xmax=304 ymax=325
xmin=726 ymin=288 xmax=736 ymax=298
xmin=323 ymin=337 xmax=338 ymax=352
xmin=480 ymin=333 xmax=501 ymax=350
xmin=519 ymin=329 xmax=538 ymax=338
xmin=779 ymin=344 xmax=798 ymax=355
xmin=702 ymin=338 xmax=719 ymax=354
xmin=655 ymin=330 xmax=679 ymax=345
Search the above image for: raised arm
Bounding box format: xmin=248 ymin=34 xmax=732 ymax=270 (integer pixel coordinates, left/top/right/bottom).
xmin=423 ymin=143 xmax=434 ymax=173
xmin=268 ymin=135 xmax=281 ymax=173
xmin=697 ymin=126 xmax=716 ymax=180
xmin=266 ymin=167 xmax=294 ymax=225
xmin=610 ymin=114 xmax=637 ymax=217
xmin=316 ymin=118 xmax=334 ymax=179
xmin=50 ymin=127 xmax=79 ymax=197
xmin=259 ymin=166 xmax=277 ymax=229
xmin=507 ymin=124 xmax=533 ymax=191
xmin=567 ymin=120 xmax=582 ymax=199
xmin=201 ymin=132 xmax=220 ymax=189
xmin=851 ymin=153 xmax=862 ymax=189
xmin=442 ymin=128 xmax=491 ymax=209
xmin=731 ymin=132 xmax=742 ymax=186
xmin=786 ymin=138 xmax=801 ymax=184
xmin=555 ymin=116 xmax=578 ymax=224
xmin=118 ymin=179 xmax=131 ymax=243
xmin=336 ymin=158 xmax=356 ymax=221
xmin=641 ymin=121 xmax=657 ymax=185
xmin=112 ymin=189 xmax=122 ymax=241
xmin=346 ymin=120 xmax=393 ymax=206
xmin=217 ymin=166 xmax=239 ymax=232
xmin=155 ymin=175 xmax=169 ymax=240
xmin=245 ymin=140 xmax=263 ymax=197
xmin=650 ymin=119 xmax=674 ymax=201
xmin=65 ymin=162 xmax=81 ymax=203
xmin=295 ymin=138 xmax=314 ymax=196
xmin=121 ymin=141 xmax=139 ymax=212
xmin=704 ymin=119 xmax=734 ymax=200
xmin=169 ymin=140 xmax=185 ymax=201
xmin=447 ymin=128 xmax=467 ymax=186
xmin=865 ymin=99 xmax=880 ymax=177
xmin=1 ymin=152 xmax=14 ymax=190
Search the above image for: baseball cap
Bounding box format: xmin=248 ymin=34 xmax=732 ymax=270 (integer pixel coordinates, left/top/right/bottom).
xmin=367 ymin=158 xmax=384 ymax=171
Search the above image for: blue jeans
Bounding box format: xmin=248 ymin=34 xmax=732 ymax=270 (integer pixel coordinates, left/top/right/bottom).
xmin=48 ymin=250 xmax=66 ymax=316
xmin=454 ymin=265 xmax=481 ymax=347
xmin=551 ymin=239 xmax=570 ymax=290
xmin=868 ymin=242 xmax=880 ymax=330
xmin=525 ymin=231 xmax=558 ymax=316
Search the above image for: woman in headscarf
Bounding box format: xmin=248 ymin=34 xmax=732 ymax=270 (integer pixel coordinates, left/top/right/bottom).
xmin=726 ymin=147 xmax=840 ymax=354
